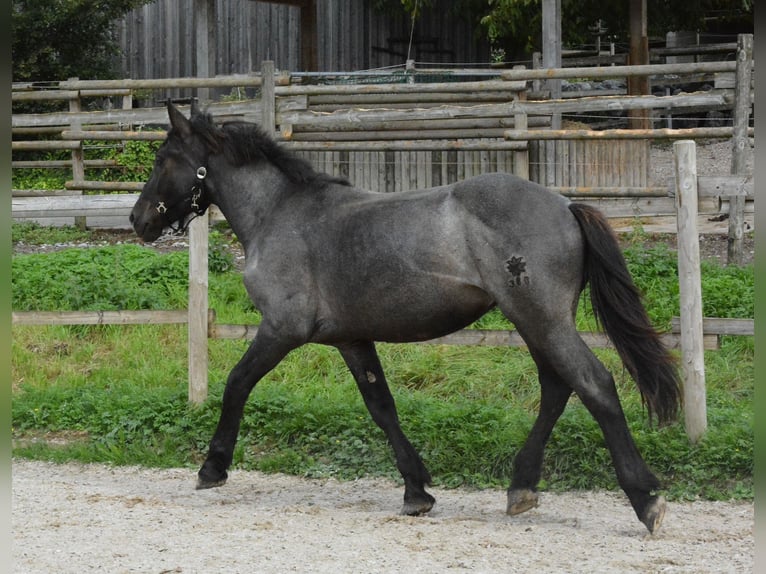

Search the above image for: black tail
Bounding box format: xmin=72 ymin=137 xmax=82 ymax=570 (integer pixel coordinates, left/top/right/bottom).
xmin=569 ymin=203 xmax=681 ymax=426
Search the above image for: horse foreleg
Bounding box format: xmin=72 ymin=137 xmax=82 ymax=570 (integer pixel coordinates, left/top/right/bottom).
xmin=507 ymin=364 xmax=572 ymax=516
xmin=337 ymin=341 xmax=435 ymax=516
xmin=197 ymin=330 xmax=295 ymax=489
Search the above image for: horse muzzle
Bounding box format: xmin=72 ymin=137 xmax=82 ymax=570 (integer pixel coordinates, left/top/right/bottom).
xmin=130 ymin=197 xmax=165 ymax=243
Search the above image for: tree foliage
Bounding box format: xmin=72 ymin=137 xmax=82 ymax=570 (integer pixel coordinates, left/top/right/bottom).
xmin=479 ymin=0 xmax=753 ymax=54
xmin=12 ymin=0 xmax=153 ymax=82
xmin=374 ymin=0 xmax=753 ymax=61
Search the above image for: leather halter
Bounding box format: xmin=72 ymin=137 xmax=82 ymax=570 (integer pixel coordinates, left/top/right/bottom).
xmin=156 ymin=166 xmax=209 ymax=234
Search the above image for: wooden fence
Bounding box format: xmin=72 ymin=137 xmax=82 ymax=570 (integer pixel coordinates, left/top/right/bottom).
xmin=11 ymin=141 xmax=754 ymax=444
xmin=13 ymin=44 xmax=754 ymax=216
xmin=12 ymin=35 xmax=755 ymax=441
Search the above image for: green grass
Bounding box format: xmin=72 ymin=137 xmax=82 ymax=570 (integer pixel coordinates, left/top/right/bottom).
xmin=11 ymin=223 xmax=754 ymax=501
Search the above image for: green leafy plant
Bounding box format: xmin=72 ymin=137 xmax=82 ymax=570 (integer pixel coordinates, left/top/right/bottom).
xmin=11 ymin=229 xmax=753 ymax=501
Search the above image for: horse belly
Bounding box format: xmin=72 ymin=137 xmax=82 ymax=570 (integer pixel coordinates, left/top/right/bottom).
xmin=316 ymin=278 xmax=494 ymax=344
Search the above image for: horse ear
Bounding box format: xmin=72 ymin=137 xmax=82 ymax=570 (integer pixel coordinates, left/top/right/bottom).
xmin=190 ymin=98 xmax=201 ymax=118
xmin=167 ymin=101 xmax=193 ymax=138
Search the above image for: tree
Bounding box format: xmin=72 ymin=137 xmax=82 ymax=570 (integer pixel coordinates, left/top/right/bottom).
xmin=479 ymin=0 xmax=752 ymax=56
xmin=374 ymin=0 xmax=753 ymax=62
xmin=12 ymin=0 xmax=153 ymax=82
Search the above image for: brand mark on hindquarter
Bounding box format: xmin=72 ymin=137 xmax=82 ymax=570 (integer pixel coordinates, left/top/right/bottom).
xmin=505 ymin=255 xmax=530 ymax=287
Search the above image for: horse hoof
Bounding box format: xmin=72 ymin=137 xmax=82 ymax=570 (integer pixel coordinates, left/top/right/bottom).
xmin=196 ymin=468 xmax=228 ymax=490
xmin=507 ymin=489 xmax=539 ymax=516
xmin=401 ymin=493 xmax=435 ymax=516
xmin=641 ymin=495 xmax=666 ymax=534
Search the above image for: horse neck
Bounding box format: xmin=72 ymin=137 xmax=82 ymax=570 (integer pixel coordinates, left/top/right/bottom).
xmin=206 ymin=159 xmax=289 ymax=254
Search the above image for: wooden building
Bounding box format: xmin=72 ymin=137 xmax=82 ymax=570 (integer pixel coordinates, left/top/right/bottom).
xmin=115 ymin=0 xmax=493 ymax=79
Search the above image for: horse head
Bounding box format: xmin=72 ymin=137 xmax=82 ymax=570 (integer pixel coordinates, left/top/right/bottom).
xmin=130 ymin=101 xmax=212 ymax=242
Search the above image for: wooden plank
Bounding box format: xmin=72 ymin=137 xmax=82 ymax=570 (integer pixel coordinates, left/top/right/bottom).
xmin=12 ymin=159 xmax=119 ymax=169
xmin=574 ymin=196 xmax=718 ymax=219
xmin=208 ymin=324 xmax=716 ymax=350
xmin=12 ymin=194 xmax=139 ymax=219
xmin=547 ymin=187 xmax=667 ymax=197
xmin=505 ymin=126 xmax=746 ymax=141
xmin=308 ymin=92 xmax=522 ymax=107
xmin=510 ymin=92 xmax=729 ymax=115
xmin=289 ymin=128 xmax=512 ymax=141
xmin=500 ymin=60 xmax=735 ymax=81
xmin=289 ymin=116 xmax=535 ymax=134
xmin=12 ymin=310 xmax=188 ymax=326
xmin=12 ymin=90 xmax=81 ymax=101
xmin=61 ymin=130 xmax=166 ymax=141
xmin=671 ymin=317 xmax=753 ymax=336
xmin=13 ymin=97 xmax=304 ymax=129
xmin=12 ymin=140 xmax=81 ymax=151
xmin=65 ymin=181 xmax=144 ymax=192
xmin=279 ymin=102 xmax=521 ymax=129
xmin=58 ymin=75 xmax=264 ymax=91
xmin=278 ymin=79 xmax=527 ymax=96
xmin=282 ymin=140 xmax=526 ymax=151
xmin=697 ymin=175 xmax=753 ymax=197
xmin=12 ymin=190 xmax=86 ymax=197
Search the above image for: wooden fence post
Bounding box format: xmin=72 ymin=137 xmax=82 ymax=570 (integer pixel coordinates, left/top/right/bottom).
xmin=727 ymin=33 xmax=753 ymax=265
xmin=673 ymin=140 xmax=706 ymax=443
xmin=188 ymin=210 xmax=209 ymax=404
xmin=511 ymin=65 xmax=529 ymax=180
xmin=261 ymin=60 xmax=276 ymax=132
xmin=67 ymin=79 xmax=86 ymax=229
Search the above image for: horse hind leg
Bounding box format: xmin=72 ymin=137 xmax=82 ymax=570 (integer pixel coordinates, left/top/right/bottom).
xmin=337 ymin=340 xmax=435 ymax=516
xmin=507 ymin=361 xmax=572 ymax=516
xmin=512 ymin=321 xmax=666 ymax=533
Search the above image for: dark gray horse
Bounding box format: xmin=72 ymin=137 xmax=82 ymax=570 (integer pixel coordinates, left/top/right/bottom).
xmin=131 ymin=102 xmax=681 ymax=533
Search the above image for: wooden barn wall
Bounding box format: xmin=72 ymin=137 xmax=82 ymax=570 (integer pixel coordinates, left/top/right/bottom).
xmin=115 ymin=0 xmax=492 ymax=81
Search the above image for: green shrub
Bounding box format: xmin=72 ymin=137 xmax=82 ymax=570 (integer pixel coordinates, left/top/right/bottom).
xmin=11 ymin=232 xmax=754 ymax=500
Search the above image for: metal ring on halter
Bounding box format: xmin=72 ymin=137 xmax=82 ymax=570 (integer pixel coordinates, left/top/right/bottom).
xmin=197 ymin=166 xmax=207 ymax=180
xmin=156 ymin=202 xmax=167 ymax=214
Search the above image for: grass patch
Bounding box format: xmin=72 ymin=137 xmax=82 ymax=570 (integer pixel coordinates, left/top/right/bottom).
xmin=11 ymin=225 xmax=754 ymax=501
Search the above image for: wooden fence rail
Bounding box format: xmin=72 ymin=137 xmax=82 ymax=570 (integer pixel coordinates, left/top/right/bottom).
xmin=12 ymin=36 xmax=754 ymax=441
xmin=12 ymin=44 xmax=753 ymax=215
xmin=12 ymin=142 xmax=754 ymax=442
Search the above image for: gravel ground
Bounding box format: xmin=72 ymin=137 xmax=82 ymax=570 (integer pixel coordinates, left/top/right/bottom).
xmin=12 ymin=460 xmax=754 ymax=574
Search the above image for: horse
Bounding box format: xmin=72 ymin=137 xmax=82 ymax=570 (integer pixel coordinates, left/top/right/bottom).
xmin=131 ymin=102 xmax=681 ymax=534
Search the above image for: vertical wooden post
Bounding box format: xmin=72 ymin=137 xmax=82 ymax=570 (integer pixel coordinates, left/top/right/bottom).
xmin=541 ymin=0 xmax=561 ymax=187
xmin=727 ymin=33 xmax=753 ymax=265
xmin=195 ymin=0 xmax=216 ymax=103
xmin=511 ymin=66 xmax=529 ymax=180
xmin=188 ymin=210 xmax=209 ymax=404
xmin=673 ymin=140 xmax=706 ymax=443
xmin=300 ymin=0 xmax=318 ymax=72
xmin=627 ymin=0 xmax=650 ymax=129
xmin=261 ymin=60 xmax=276 ymax=132
xmin=121 ymin=90 xmax=133 ymax=111
xmin=68 ymin=79 xmax=86 ymax=229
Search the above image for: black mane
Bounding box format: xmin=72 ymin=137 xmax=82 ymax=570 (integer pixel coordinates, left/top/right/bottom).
xmin=188 ymin=112 xmax=350 ymax=188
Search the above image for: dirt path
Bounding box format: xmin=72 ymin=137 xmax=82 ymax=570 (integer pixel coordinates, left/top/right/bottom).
xmin=12 ymin=459 xmax=752 ymax=573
